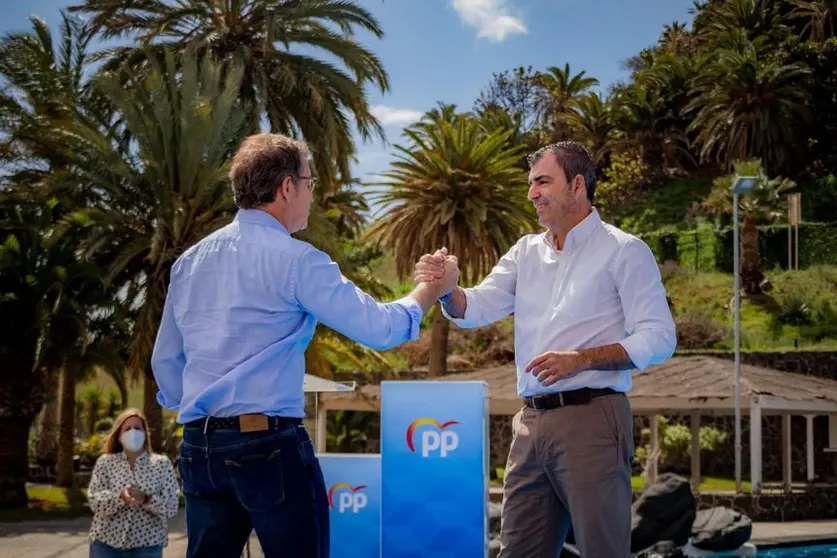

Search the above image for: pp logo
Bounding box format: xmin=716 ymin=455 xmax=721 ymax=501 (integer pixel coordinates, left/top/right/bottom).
xmin=406 ymin=418 xmax=460 ymax=458
xmin=327 ymin=483 xmax=368 ymax=514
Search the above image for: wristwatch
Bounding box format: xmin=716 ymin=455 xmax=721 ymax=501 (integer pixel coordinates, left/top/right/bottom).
xmin=439 ymin=291 xmax=453 ymax=304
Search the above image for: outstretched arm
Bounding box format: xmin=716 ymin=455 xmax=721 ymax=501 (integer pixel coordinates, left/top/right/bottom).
xmin=295 ymin=246 xmax=456 ymax=351
xmin=414 ymin=242 xmax=522 ymax=329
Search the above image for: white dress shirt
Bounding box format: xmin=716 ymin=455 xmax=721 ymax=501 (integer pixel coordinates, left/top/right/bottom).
xmin=87 ymin=452 xmax=180 ymax=550
xmin=443 ymin=208 xmax=676 ymax=397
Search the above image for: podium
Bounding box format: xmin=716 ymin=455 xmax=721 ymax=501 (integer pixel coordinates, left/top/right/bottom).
xmin=318 ymin=453 xmax=381 ymax=558
xmin=379 ymin=381 xmax=489 ymax=558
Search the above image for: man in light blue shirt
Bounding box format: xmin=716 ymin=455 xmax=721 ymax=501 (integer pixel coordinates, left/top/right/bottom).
xmin=151 ymin=133 xmax=457 ymax=558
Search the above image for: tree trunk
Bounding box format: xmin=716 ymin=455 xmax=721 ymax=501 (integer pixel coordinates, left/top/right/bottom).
xmin=56 ymin=366 xmax=77 ymax=487
xmin=0 ymin=304 xmax=45 ymax=507
xmin=144 ymin=372 xmax=164 ymax=452
xmin=428 ymin=303 xmax=450 ymax=377
xmin=740 ymin=215 xmax=764 ymax=295
xmin=35 ymin=371 xmax=60 ymax=467
xmin=0 ymin=413 xmax=35 ymax=508
xmin=87 ymin=396 xmax=100 ymax=436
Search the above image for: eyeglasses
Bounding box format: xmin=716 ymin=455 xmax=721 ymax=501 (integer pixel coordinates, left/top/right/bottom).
xmin=298 ymin=175 xmax=317 ymax=190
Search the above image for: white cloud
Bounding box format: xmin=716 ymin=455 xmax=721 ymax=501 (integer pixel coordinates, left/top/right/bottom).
xmin=451 ymin=0 xmax=527 ymax=42
xmin=370 ymin=105 xmax=424 ymax=127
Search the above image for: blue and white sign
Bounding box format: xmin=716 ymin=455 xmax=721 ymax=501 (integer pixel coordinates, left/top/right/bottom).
xmin=380 ymin=381 xmax=489 ymax=558
xmin=318 ymin=453 xmax=381 ymax=558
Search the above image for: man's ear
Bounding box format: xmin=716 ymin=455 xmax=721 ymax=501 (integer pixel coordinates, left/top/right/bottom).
xmin=277 ymin=175 xmax=295 ymax=201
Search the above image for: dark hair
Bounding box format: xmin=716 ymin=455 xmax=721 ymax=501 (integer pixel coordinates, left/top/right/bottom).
xmin=229 ymin=133 xmax=309 ymax=209
xmin=527 ymin=141 xmax=597 ymax=203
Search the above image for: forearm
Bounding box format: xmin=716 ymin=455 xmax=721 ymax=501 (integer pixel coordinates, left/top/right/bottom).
xmin=409 ymin=281 xmax=448 ymax=315
xmin=145 ymin=492 xmax=179 ymax=519
xmin=89 ymin=488 xmax=126 ymax=517
xmin=577 ymin=343 xmax=635 ymax=372
xmin=440 ymin=287 xmax=467 ymax=319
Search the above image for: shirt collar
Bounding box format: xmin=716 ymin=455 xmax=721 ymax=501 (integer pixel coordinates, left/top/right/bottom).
xmin=542 ymin=207 xmax=602 ymax=254
xmin=234 ymin=208 xmax=290 ymax=235
xmin=119 ymin=451 xmax=149 ymax=464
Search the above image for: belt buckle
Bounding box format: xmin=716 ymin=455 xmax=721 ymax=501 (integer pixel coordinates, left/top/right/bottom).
xmin=557 ymin=392 xmax=565 ymax=407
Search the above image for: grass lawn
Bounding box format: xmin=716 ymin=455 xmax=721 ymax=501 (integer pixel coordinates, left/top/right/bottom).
xmin=0 ymin=485 xmax=91 ymax=522
xmin=493 ymin=468 xmax=750 ymax=493
xmin=630 ymin=475 xmax=751 ymax=493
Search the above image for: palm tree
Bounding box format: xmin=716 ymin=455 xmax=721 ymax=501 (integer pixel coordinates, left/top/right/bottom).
xmin=702 ymin=159 xmax=795 ymax=294
xmin=693 ymin=0 xmax=789 ymax=48
xmin=44 ymin=49 xmax=250 ymax=450
xmin=565 ymin=92 xmax=617 ymax=166
xmin=683 ymin=47 xmax=812 ymax=176
xmin=531 ymin=63 xmax=599 ymax=142
xmin=611 ymin=85 xmax=694 ymax=174
xmin=68 ymin=0 xmax=389 ymax=190
xmin=0 ymin=11 xmax=111 ymax=507
xmin=789 ymin=0 xmax=837 ymax=41
xmin=365 ymin=108 xmax=538 ymax=376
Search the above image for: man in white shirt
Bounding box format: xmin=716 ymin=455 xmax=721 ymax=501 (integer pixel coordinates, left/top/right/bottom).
xmin=414 ymin=141 xmax=676 ymax=558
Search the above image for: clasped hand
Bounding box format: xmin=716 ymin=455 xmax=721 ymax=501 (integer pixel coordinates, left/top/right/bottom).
xmin=120 ymin=483 xmax=149 ymax=505
xmin=413 ymin=247 xmax=460 ymax=296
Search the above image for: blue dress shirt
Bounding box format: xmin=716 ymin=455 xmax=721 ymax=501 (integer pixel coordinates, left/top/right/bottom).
xmin=150 ymin=209 xmax=423 ymax=423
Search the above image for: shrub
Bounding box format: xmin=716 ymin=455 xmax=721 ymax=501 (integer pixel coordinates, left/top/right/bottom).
xmin=637 ymin=417 xmax=728 ymax=475
xmin=675 ymin=313 xmax=728 ymax=349
xmin=94 ymin=417 xmax=114 ymax=433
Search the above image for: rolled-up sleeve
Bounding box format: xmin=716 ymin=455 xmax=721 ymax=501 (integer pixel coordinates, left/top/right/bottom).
xmin=441 ymin=241 xmax=520 ymax=329
xmin=295 ymin=247 xmax=423 ymax=350
xmin=613 ymin=237 xmax=677 ymax=371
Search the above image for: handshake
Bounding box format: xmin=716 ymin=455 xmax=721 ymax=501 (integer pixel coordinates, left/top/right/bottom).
xmin=413 ymin=247 xmax=460 ymax=300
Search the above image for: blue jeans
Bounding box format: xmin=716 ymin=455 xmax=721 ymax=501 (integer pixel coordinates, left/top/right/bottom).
xmin=89 ymin=540 xmax=162 ymax=557
xmin=178 ymin=421 xmax=329 ymax=558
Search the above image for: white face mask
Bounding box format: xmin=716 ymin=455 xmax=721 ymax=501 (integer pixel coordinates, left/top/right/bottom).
xmin=120 ymin=429 xmax=146 ymax=453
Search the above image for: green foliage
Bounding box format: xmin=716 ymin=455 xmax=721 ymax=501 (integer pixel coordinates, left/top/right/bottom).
xmin=664 ymin=266 xmax=837 ymax=350
xmin=615 ymin=177 xmax=714 ymax=234
xmin=702 ymin=159 xmax=796 ymax=224
xmin=74 ymin=433 xmax=103 ymax=468
xmin=768 ymin=266 xmax=837 ymax=341
xmin=641 ymin=221 xmax=837 ymax=272
xmin=326 ymin=411 xmax=379 ymax=453
xmin=93 ymin=417 xmax=113 ymax=433
xmin=636 ymin=416 xmax=728 ymax=473
xmin=594 ymin=150 xmax=650 ymax=219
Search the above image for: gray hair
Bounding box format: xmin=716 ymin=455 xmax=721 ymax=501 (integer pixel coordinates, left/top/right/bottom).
xmin=527 ymin=141 xmax=597 ymax=203
xmin=229 ymin=133 xmax=309 ymax=209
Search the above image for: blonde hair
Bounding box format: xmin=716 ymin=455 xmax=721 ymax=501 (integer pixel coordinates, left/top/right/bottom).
xmin=102 ymin=408 xmax=153 ymax=455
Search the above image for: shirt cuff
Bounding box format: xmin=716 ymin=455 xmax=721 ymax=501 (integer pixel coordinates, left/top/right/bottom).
xmin=619 ymin=334 xmax=653 ymax=372
xmin=392 ymin=295 xmax=424 ymax=341
xmin=156 ymin=391 xmax=180 ymax=411
xmin=439 ymin=289 xmax=479 ymax=327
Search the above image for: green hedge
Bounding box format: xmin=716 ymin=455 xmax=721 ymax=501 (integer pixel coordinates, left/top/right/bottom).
xmin=638 ymin=222 xmax=837 ymax=272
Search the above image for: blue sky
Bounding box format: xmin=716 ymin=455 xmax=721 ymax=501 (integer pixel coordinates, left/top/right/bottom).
xmin=1 ymin=0 xmax=697 ymax=191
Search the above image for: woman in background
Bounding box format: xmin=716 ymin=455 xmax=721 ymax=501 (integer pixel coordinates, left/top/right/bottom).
xmin=87 ymin=408 xmax=180 ymax=557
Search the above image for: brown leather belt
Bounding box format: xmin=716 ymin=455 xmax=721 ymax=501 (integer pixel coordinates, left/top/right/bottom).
xmin=184 ymin=414 xmax=301 ymax=432
xmin=523 ymin=387 xmax=620 ymax=410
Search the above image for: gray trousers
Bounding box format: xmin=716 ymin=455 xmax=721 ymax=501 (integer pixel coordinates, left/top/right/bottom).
xmin=497 ymin=393 xmax=634 ymax=558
